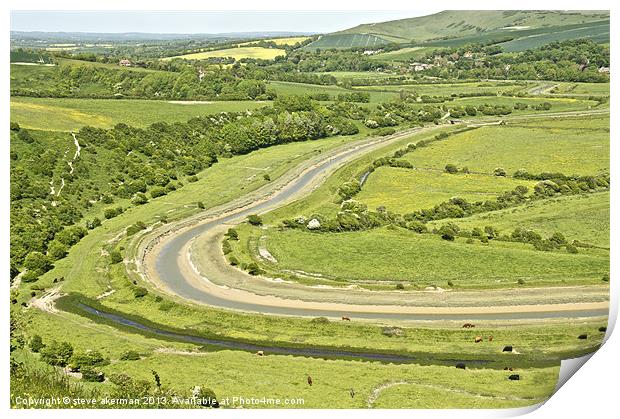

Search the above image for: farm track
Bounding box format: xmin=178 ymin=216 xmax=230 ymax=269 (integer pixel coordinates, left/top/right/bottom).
xmin=137 ymin=109 xmax=610 ymax=322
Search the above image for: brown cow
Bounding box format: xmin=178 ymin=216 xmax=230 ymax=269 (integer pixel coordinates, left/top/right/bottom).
xmin=341 ymin=316 xmax=351 ymax=321
xmin=462 ymin=323 xmax=475 ymax=328
xmin=307 ymin=376 xmax=313 ymax=386
xmin=474 ymin=336 xmax=483 ymax=343
xmin=488 ymin=335 xmax=494 ymax=342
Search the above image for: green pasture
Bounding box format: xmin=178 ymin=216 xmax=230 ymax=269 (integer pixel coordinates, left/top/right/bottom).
xmin=356 ymin=167 xmax=537 ymax=213
xmin=10 ymin=97 xmax=269 ymax=131
xmin=264 ymin=227 xmax=609 ymax=287
xmin=431 ymin=192 xmax=610 ymax=248
xmin=403 ymin=118 xmax=609 ymax=175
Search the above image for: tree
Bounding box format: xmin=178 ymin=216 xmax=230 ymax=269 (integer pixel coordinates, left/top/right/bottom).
xmin=47 ymin=241 xmax=68 ymax=260
xmin=24 ymin=252 xmax=52 ymax=274
xmin=225 ymin=228 xmax=239 ymax=240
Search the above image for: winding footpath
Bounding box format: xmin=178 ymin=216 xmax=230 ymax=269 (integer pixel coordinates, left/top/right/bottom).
xmin=140 ymin=113 xmax=609 ymax=322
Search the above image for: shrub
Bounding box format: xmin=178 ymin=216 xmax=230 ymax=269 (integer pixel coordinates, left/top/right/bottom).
xmin=127 ymin=221 xmax=147 ymax=236
xmin=444 ymin=164 xmax=459 ymax=174
xmin=517 ymin=279 xmax=526 ymax=285
xmin=263 ymin=174 xmax=271 ymax=181
xmin=602 ymin=273 xmax=610 ymax=282
xmin=10 ymin=121 xmax=20 ymax=131
xmin=197 ymin=201 xmax=205 ymax=209
xmin=493 ymin=167 xmax=507 ymax=177
xmin=221 ymin=240 xmax=232 ymax=255
xmin=131 ymin=193 xmax=148 ymax=205
xmin=109 ymin=250 xmax=123 ymax=264
xmin=438 ymin=223 xmax=460 ymax=241
xmin=187 ymin=175 xmax=199 ymax=183
xmin=246 ymin=262 xmax=262 ymax=275
xmin=310 ymin=317 xmax=330 ymax=325
xmin=41 ymin=341 xmax=74 ymax=366
xmin=104 ymin=206 xmax=124 ymax=219
xmin=86 ymin=217 xmax=102 ymax=230
xmin=150 ymin=187 xmax=167 ymax=198
xmin=228 ymin=256 xmax=239 ymax=266
xmin=133 ymin=287 xmax=148 ymax=298
xmin=395 ymin=283 xmax=405 ymax=290
xmin=247 ymin=214 xmax=262 ymax=226
xmin=29 ymin=335 xmax=44 ymax=353
xmin=225 ymin=228 xmax=239 ymax=240
xmin=566 ymin=244 xmax=579 ymax=254
xmin=81 ymin=367 xmax=105 ymax=383
xmin=193 ymin=386 xmax=219 ymax=407
xmin=71 ymin=350 xmax=110 ymax=369
xmin=120 ymin=350 xmax=141 ymax=361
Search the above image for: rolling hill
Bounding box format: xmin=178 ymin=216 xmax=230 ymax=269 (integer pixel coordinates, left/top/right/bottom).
xmin=306 ymin=10 xmax=609 ymax=50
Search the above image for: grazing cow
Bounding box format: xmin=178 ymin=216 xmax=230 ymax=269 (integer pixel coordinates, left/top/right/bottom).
xmin=341 ymin=316 xmax=351 ymax=321
xmin=474 ymin=336 xmax=483 ymax=343
xmin=456 ymin=363 xmax=466 ymax=370
xmin=462 ymin=323 xmax=475 ymax=328
xmin=502 ymin=345 xmax=513 ymax=352
xmin=578 ymin=334 xmax=588 ymax=340
xmin=508 ymin=374 xmax=520 ymax=381
xmin=504 ymin=367 xmax=514 ymax=371
xmin=256 ymin=351 xmax=264 ymax=356
xmin=599 ymin=326 xmax=607 ymax=332
xmin=488 ymin=335 xmax=493 ymax=342
xmin=307 ymin=376 xmax=313 ymax=386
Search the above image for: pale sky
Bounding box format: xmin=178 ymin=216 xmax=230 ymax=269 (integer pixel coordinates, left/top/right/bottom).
xmin=10 ymin=10 xmax=437 ymax=34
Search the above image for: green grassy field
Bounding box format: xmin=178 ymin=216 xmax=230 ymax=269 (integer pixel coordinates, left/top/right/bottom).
xmin=10 ymin=97 xmax=269 ymax=131
xmin=356 ymin=167 xmax=537 ymax=213
xmin=267 ymin=81 xmax=398 ymax=103
xmin=355 ymin=81 xmax=532 ymax=96
xmin=264 ymin=227 xmax=608 ymax=287
xmin=404 ymin=117 xmax=609 ymax=176
xmin=498 ymin=20 xmax=610 ymax=52
xmin=552 ymin=82 xmax=610 ymax=96
xmin=164 ymin=46 xmax=285 ymax=61
xmin=431 ymin=192 xmax=610 ymax=248
xmin=370 ymin=47 xmax=437 ymax=62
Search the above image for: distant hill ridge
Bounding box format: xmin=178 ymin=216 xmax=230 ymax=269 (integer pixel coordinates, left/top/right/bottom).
xmin=337 ymin=10 xmax=609 ymax=43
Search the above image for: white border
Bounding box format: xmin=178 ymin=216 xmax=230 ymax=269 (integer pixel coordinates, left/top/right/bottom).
xmin=2 ymin=1 xmax=617 ymax=418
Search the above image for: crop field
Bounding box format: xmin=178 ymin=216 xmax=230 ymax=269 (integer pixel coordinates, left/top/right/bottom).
xmin=305 ymin=33 xmax=390 ymax=50
xmin=431 ymin=192 xmax=610 ymax=248
xmin=498 ymin=20 xmax=610 ymax=52
xmin=241 ymin=36 xmax=311 ymax=46
xmin=10 ymin=97 xmax=269 ymax=131
xmin=264 ymin=227 xmax=608 ymax=287
xmin=165 ymin=46 xmax=285 ymax=61
xmin=356 ymin=167 xmax=537 ymax=213
xmin=403 ymin=118 xmax=609 ymax=176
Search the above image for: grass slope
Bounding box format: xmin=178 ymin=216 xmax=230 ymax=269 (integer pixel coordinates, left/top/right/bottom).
xmin=10 ymin=97 xmax=269 ymax=131
xmin=165 ymin=47 xmax=285 ymax=61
